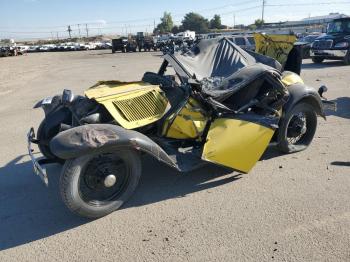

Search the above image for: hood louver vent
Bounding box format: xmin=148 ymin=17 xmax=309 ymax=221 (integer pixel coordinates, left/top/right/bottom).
xmin=112 ymin=90 xmax=167 ymax=123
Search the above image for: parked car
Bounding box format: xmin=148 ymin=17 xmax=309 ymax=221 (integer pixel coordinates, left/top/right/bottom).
xmin=228 ymin=35 xmax=256 ymax=51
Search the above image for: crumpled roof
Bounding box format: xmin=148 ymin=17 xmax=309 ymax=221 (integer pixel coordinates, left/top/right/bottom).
xmin=167 ymin=37 xmax=282 ymax=81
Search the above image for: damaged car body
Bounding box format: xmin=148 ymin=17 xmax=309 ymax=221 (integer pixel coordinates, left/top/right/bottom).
xmin=28 ymin=38 xmax=326 ymax=218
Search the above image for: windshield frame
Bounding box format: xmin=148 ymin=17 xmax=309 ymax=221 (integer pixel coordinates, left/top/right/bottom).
xmin=327 ymin=20 xmax=350 ymax=34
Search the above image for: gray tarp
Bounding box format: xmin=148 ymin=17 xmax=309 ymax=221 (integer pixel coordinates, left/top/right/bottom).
xmin=168 ymin=37 xmax=282 ymax=81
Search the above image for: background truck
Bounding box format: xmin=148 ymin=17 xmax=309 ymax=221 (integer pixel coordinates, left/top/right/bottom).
xmin=310 ymin=17 xmax=350 ymax=64
xmin=112 ymin=37 xmax=137 ymax=53
xmin=136 ymin=32 xmax=156 ymax=52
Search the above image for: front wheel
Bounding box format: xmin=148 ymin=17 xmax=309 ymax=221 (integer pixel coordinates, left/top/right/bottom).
xmin=37 ymin=119 xmax=60 ymax=160
xmin=312 ymin=57 xmax=324 ymax=64
xmin=59 ymin=150 xmax=141 ymax=218
xmin=277 ymin=102 xmax=317 ymax=153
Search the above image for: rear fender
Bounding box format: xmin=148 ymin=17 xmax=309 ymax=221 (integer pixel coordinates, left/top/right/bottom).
xmin=283 ymin=83 xmax=325 ymax=119
xmin=49 ymin=124 xmax=178 ymax=170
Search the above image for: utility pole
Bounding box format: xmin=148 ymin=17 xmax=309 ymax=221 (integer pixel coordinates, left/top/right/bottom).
xmin=154 ymin=19 xmax=156 ymax=32
xmin=233 ymin=13 xmax=236 ymax=29
xmin=77 ymin=24 xmax=81 ymax=38
xmin=56 ymin=32 xmax=59 ymax=40
xmin=85 ymin=24 xmax=89 ymax=38
xmin=262 ymin=0 xmax=266 ymax=24
xmin=67 ymin=25 xmax=72 ymax=38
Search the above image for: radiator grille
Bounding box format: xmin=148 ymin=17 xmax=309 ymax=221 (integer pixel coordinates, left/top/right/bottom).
xmin=313 ymin=40 xmax=333 ymax=49
xmin=112 ymin=90 xmax=167 ymax=122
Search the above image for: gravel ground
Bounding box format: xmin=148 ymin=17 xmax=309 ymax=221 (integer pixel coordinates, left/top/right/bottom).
xmin=0 ymin=50 xmax=349 ymax=262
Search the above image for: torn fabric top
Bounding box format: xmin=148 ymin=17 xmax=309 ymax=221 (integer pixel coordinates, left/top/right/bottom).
xmin=164 ymin=37 xmax=282 ymax=81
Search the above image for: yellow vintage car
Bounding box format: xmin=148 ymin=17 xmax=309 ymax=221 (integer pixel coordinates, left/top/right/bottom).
xmin=28 ymin=38 xmax=325 ymax=218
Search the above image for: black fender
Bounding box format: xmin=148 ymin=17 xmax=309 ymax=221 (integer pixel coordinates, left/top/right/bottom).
xmin=39 ymin=106 xmax=72 ymax=146
xmin=34 ymin=95 xmax=62 ymax=116
xmin=283 ymin=83 xmax=325 ymax=119
xmin=49 ymin=124 xmax=179 ymax=170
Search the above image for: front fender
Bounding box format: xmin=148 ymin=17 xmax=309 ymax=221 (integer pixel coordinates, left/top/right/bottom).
xmin=283 ymin=83 xmax=325 ymax=119
xmin=49 ymin=124 xmax=178 ymax=170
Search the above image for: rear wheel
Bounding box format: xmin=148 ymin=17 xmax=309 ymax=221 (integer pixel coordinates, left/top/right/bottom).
xmin=59 ymin=150 xmax=141 ymax=218
xmin=312 ymin=57 xmax=324 ymax=63
xmin=277 ymin=102 xmax=317 ymax=153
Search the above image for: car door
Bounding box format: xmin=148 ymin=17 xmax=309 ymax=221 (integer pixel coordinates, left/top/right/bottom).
xmin=202 ymin=114 xmax=278 ymax=173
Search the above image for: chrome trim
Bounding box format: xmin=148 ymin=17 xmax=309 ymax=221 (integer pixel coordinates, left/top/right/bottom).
xmin=310 ymin=49 xmax=347 ymax=58
xmin=27 ymin=128 xmax=49 ymax=186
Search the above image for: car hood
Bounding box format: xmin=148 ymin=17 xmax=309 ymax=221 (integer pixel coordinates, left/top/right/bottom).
xmin=316 ymin=33 xmax=350 ymax=42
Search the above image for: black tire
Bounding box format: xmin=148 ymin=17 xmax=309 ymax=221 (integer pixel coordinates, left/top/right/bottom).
xmin=312 ymin=57 xmax=324 ymax=64
xmin=277 ymin=102 xmax=317 ymax=153
xmin=37 ymin=119 xmax=59 ymax=160
xmin=59 ymin=150 xmax=141 ymax=218
xmin=343 ymin=50 xmax=350 ymax=65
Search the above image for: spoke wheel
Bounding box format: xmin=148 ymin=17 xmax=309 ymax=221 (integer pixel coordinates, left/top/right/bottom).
xmin=277 ymin=102 xmax=317 ymax=153
xmin=286 ymin=112 xmax=307 ymax=145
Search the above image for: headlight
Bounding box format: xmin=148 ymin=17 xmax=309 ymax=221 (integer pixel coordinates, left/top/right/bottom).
xmin=334 ymin=42 xmax=349 ymax=48
xmin=62 ymin=89 xmax=74 ymax=106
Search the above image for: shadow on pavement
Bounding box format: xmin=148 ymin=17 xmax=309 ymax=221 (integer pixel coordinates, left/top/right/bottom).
xmin=0 ymin=155 xmax=89 ymax=251
xmin=301 ymin=60 xmax=346 ymax=70
xmin=331 ymin=161 xmax=350 ymax=167
xmin=0 ymin=154 xmax=240 ymax=251
xmin=125 ymin=156 xmax=241 ymax=209
xmin=260 ymin=146 xmax=282 ymax=161
xmin=325 ymin=97 xmax=350 ymax=119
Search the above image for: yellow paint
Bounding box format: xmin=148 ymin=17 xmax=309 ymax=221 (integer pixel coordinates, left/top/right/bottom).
xmin=85 ymin=81 xmax=169 ymax=129
xmin=85 ymin=81 xmax=159 ymax=99
xmin=165 ymin=98 xmax=208 ymax=139
xmin=254 ymin=33 xmax=296 ymax=65
xmin=202 ymin=118 xmax=274 ymax=173
xmin=281 ymin=71 xmax=304 ymax=86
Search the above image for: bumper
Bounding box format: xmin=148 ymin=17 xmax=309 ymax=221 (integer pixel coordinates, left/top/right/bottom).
xmin=27 ymin=128 xmax=49 ymax=186
xmin=310 ymin=49 xmax=347 ymax=58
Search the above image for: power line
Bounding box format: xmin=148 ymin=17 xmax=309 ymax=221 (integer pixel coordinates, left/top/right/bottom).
xmin=266 ymin=1 xmax=350 ymax=7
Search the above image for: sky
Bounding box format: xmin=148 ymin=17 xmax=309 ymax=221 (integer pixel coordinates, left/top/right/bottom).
xmin=1 ymin=0 xmax=350 ymax=39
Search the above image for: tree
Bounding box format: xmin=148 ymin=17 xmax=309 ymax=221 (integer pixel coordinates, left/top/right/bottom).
xmin=254 ymin=19 xmax=264 ymax=29
xmin=155 ymin=12 xmax=174 ymax=34
xmin=248 ymin=24 xmax=257 ymax=31
xmin=181 ymin=12 xmax=209 ymax=33
xmin=171 ymin=25 xmax=180 ymax=34
xmin=209 ymin=14 xmax=222 ymax=29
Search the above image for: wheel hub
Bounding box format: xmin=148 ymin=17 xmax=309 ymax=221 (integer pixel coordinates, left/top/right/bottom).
xmin=288 ymin=115 xmax=306 ymax=138
xmin=104 ymin=174 xmax=117 ymax=188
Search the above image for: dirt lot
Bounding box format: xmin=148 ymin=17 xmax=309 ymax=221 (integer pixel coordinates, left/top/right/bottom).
xmin=0 ymin=50 xmax=349 ymax=262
